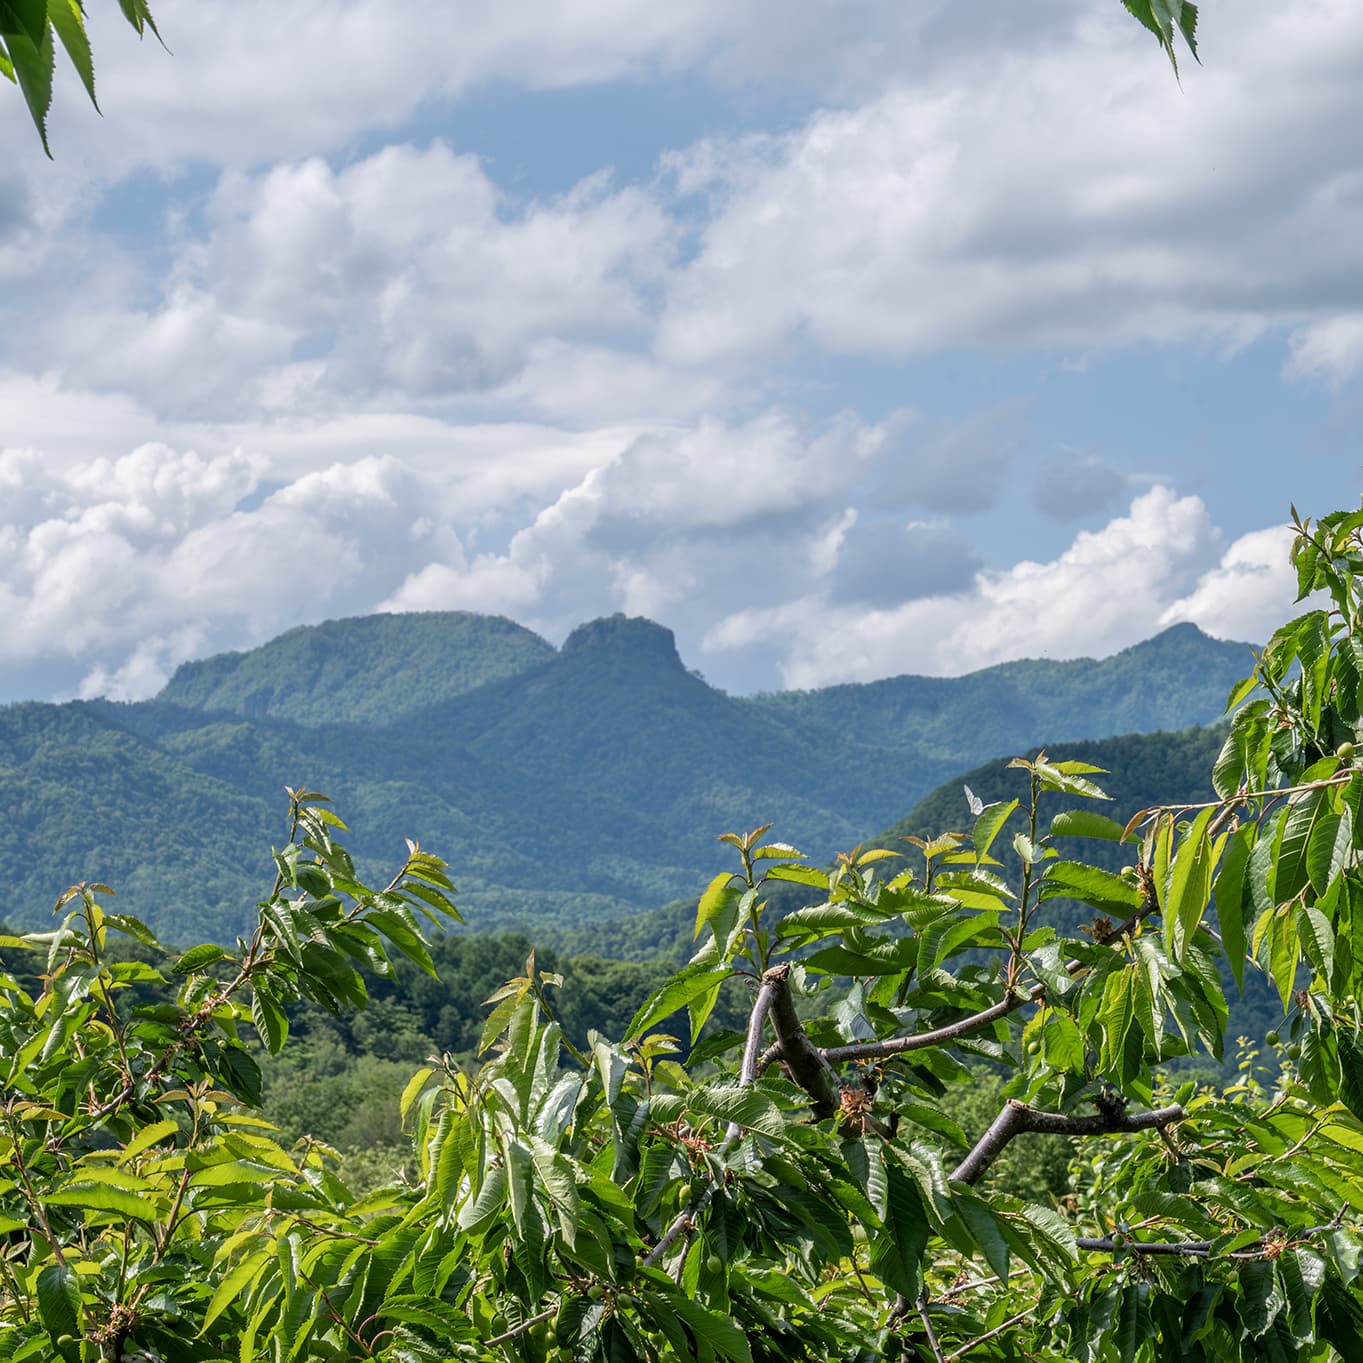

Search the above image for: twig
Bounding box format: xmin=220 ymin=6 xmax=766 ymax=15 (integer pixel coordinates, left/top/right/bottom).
xmin=486 ymin=1306 xmax=556 ymax=1346
xmin=917 ymin=1293 xmax=947 ymax=1363
xmin=943 ymin=1305 xmax=1035 ymax=1362
xmin=1074 ymin=1237 xmax=1210 ymax=1256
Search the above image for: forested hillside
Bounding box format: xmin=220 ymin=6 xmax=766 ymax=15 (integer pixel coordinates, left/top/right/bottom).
xmin=0 ymin=611 xmax=1250 ymax=943
xmin=543 ymin=725 xmax=1229 ymax=961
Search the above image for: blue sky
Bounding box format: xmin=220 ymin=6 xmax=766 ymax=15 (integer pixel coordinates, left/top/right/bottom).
xmin=0 ymin=0 xmax=1359 ymax=702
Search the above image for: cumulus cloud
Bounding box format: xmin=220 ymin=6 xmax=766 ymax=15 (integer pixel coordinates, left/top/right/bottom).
xmin=658 ymin=1 xmax=1363 ymax=369
xmin=0 ymin=449 xmax=470 ymax=699
xmin=1160 ymin=524 xmax=1301 ymax=644
xmin=703 ymin=487 xmax=1282 ymax=687
xmin=37 ymin=144 xmax=674 ymax=420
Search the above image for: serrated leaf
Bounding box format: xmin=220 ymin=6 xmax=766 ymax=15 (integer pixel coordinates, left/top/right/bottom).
xmin=6 ymin=20 xmax=54 ymax=155
xmin=973 ymin=799 xmax=1018 ymax=860
xmin=201 ymin=1249 xmax=274 ymax=1334
xmin=1165 ymin=807 xmax=1215 ymax=961
xmin=1050 ymin=809 xmax=1129 ymax=841
xmin=37 ymin=1263 xmax=79 ymax=1341
xmin=48 ymin=0 xmax=96 ymax=107
xmin=46 ymin=1182 xmax=158 ymax=1220
xmin=1277 ymin=787 xmax=1331 ymax=904
xmin=868 ymin=1163 xmax=928 ymax=1299
xmin=173 ymin=943 xmax=228 ymax=974
xmin=1214 ymin=823 xmax=1253 ymax=994
xmin=250 ymin=986 xmax=288 ymax=1055
xmin=624 ymin=966 xmax=730 ymax=1043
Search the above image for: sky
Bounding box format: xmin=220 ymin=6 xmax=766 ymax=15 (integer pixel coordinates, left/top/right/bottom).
xmin=0 ymin=0 xmax=1360 ymax=703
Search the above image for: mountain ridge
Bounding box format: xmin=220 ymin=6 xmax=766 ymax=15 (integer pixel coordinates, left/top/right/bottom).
xmin=0 ymin=610 xmax=1254 ymax=944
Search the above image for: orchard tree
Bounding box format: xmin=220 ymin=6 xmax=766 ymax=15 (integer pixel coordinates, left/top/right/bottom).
xmin=1 ymin=502 xmax=1363 ymax=1363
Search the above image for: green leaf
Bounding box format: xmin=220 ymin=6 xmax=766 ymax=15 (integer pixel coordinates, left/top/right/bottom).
xmin=1277 ymin=786 xmax=1332 ymax=904
xmin=973 ymin=799 xmax=1019 ymax=860
xmin=1042 ymin=1010 xmax=1085 ymax=1074
xmin=48 ymin=0 xmax=95 ymax=107
xmin=1337 ymin=1028 xmax=1363 ymax=1124
xmin=681 ymin=1084 xmax=784 ymax=1138
xmin=0 ymin=0 xmax=48 ymax=46
xmin=1214 ymin=823 xmax=1253 ymax=993
xmin=1114 ymin=1282 xmax=1146 ymax=1363
xmin=1098 ymin=965 xmax=1136 ymax=1074
xmin=1165 ymin=807 xmax=1215 ymax=960
xmin=201 ymin=1249 xmax=274 ymax=1334
xmin=5 ymin=19 xmax=53 ymax=155
xmin=763 ymin=863 xmax=828 ymax=889
xmin=868 ymin=1163 xmax=929 ymax=1300
xmin=251 ymin=985 xmax=289 ymax=1055
xmin=954 ymin=1192 xmax=1009 ymax=1280
xmin=624 ymin=966 xmax=730 ymax=1043
xmin=173 ymin=942 xmax=228 ymax=974
xmin=36 ymin=1263 xmax=79 ymax=1342
xmin=694 ymin=871 xmax=738 ymax=937
xmin=117 ymin=1117 xmax=180 ymax=1165
xmin=1040 ymin=861 xmax=1142 ymax=911
xmin=1308 ymin=805 xmax=1353 ymax=896
xmin=1297 ymin=903 xmax=1336 ymax=984
xmin=1049 ymin=809 xmax=1129 ymax=841
xmin=1316 ymin=1269 xmax=1363 ymax=1363
xmin=665 ymin=1293 xmax=753 ymax=1363
xmin=46 ymin=1182 xmax=158 ymax=1220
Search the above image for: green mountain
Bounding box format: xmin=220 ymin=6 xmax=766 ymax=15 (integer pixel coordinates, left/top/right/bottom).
xmin=159 ymin=611 xmax=554 ymax=724
xmin=746 ymin=622 xmax=1251 ymax=770
xmin=0 ymin=612 xmax=1252 ymax=945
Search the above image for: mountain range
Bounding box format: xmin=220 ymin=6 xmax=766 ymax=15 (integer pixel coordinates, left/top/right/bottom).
xmin=0 ymin=611 xmax=1252 ymax=945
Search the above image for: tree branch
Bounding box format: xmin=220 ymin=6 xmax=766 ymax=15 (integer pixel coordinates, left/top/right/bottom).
xmin=761 ymin=964 xmax=838 ymax=1118
xmin=951 ymin=1099 xmax=1184 ymax=1186
xmin=1074 ymin=1237 xmax=1210 ymax=1256
xmin=820 ymin=880 xmax=1161 ymax=1067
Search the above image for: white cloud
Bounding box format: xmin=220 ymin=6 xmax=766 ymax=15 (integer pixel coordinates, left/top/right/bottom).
xmin=658 ymin=1 xmax=1363 ymax=368
xmin=1284 ymin=314 xmax=1363 ymax=386
xmin=1160 ymin=524 xmax=1300 ymax=643
xmin=35 ymin=143 xmax=675 ymax=421
xmin=705 ymin=487 xmax=1242 ymax=687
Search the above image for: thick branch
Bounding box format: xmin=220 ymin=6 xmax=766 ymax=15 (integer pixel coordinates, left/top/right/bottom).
xmin=951 ymin=1099 xmax=1184 ymax=1186
xmin=824 ymin=996 xmax=1017 ymax=1065
xmin=762 ymin=965 xmax=838 ymax=1119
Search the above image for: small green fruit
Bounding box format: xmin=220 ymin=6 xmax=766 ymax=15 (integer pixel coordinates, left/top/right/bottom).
xmin=55 ymin=1338 xmax=77 ymax=1349
xmin=616 ymin=1293 xmax=636 ymax=1309
xmin=1110 ymin=1231 xmax=1127 ymax=1249
xmin=587 ymin=1284 xmax=606 ymax=1301
xmin=1288 ymin=1043 xmax=1303 ymax=1060
xmin=1120 ymin=865 xmax=1139 ymax=881
xmin=706 ymin=1253 xmax=724 ymax=1274
xmin=1338 ymin=742 xmax=1356 ymax=762
xmin=1265 ymin=1030 xmax=1281 ymax=1046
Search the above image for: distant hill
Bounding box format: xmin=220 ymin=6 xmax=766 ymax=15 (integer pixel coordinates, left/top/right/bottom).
xmin=540 ymin=724 xmax=1229 ymax=962
xmin=0 ymin=611 xmax=1253 ymax=944
xmin=744 ymin=623 xmax=1251 ymax=770
xmin=159 ymin=612 xmax=554 ymax=725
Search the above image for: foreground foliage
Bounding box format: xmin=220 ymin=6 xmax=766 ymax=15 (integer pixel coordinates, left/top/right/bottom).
xmin=3 ymin=503 xmax=1363 ymax=1362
